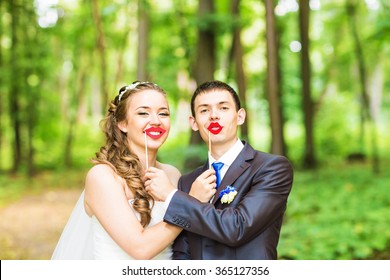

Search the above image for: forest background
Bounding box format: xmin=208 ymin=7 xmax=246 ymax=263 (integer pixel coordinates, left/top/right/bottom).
xmin=0 ymin=0 xmax=389 ymax=260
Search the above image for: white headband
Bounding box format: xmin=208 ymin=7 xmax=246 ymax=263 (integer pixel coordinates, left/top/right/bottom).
xmin=118 ymin=82 xmax=141 ymax=102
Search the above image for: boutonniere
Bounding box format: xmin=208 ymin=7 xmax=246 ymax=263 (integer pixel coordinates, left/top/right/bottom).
xmin=219 ymin=185 xmax=237 ymax=204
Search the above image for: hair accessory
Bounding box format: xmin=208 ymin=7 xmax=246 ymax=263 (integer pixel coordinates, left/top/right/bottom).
xmin=118 ymin=82 xmax=141 ymax=102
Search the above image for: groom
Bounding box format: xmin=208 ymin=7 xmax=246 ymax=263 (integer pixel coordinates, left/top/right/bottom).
xmin=148 ymin=80 xmax=293 ymax=259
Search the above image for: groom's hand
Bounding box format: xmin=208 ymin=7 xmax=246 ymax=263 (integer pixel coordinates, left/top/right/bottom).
xmin=144 ymin=167 xmax=175 ymax=201
xmin=189 ymin=169 xmax=217 ymax=203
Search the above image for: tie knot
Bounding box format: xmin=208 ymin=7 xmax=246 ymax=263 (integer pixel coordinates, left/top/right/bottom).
xmin=212 ymin=161 xmax=224 ymax=171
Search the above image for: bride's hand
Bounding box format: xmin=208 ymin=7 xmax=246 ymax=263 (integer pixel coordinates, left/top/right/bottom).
xmin=144 ymin=167 xmax=175 ymax=202
xmin=189 ymin=169 xmax=216 ymax=203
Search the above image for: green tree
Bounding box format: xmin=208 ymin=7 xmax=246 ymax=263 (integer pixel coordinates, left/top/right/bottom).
xmin=299 ymin=0 xmax=316 ymax=168
xmin=264 ymin=0 xmax=286 ymax=155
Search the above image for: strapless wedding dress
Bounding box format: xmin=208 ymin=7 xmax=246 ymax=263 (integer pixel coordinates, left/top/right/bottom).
xmin=52 ymin=191 xmax=172 ymax=260
xmin=92 ymin=200 xmax=172 ymax=260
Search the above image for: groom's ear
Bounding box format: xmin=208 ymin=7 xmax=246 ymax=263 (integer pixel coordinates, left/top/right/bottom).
xmin=237 ymin=108 xmax=246 ymax=125
xmin=189 ymin=116 xmax=199 ymax=131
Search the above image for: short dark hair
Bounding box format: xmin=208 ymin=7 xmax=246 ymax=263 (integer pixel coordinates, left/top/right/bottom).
xmin=190 ymin=80 xmax=241 ymax=116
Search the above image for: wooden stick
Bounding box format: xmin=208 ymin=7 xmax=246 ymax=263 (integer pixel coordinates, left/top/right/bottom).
xmin=144 ymin=131 xmax=149 ymax=169
xmin=208 ymin=130 xmax=211 ymax=169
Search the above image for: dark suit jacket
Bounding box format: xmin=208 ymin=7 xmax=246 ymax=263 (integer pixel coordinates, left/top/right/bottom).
xmin=164 ymin=142 xmax=294 ymax=260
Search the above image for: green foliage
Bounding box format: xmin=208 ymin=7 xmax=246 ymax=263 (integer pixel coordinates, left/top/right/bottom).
xmin=315 ymin=92 xmax=359 ymax=159
xmin=0 ymin=0 xmax=389 ymax=182
xmin=33 ymin=120 xmax=103 ymax=170
xmin=71 ymin=122 xmax=105 ymax=168
xmin=278 ymin=161 xmax=390 ymax=259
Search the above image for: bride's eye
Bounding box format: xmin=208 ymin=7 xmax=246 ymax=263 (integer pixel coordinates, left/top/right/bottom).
xmin=159 ymin=112 xmax=170 ymax=117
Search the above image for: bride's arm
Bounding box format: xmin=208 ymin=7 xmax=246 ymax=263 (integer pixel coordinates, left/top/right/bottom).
xmin=84 ymin=164 xmax=181 ymax=260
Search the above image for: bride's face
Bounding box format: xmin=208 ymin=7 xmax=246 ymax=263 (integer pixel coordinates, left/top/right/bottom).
xmin=118 ymin=89 xmax=171 ymax=153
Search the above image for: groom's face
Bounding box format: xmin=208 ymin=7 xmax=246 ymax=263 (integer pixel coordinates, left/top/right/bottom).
xmin=189 ymin=89 xmax=246 ymax=150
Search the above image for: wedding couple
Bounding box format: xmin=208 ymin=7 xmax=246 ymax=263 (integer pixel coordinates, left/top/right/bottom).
xmin=52 ymin=80 xmax=294 ymax=260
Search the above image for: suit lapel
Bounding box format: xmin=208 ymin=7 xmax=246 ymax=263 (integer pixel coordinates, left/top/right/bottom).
xmin=211 ymin=143 xmax=254 ymax=204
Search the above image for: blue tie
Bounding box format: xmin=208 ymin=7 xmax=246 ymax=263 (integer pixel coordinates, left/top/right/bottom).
xmin=212 ymin=162 xmax=224 ymax=189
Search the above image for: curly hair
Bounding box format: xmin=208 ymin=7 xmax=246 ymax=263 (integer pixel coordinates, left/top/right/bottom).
xmin=92 ymin=81 xmax=168 ymax=227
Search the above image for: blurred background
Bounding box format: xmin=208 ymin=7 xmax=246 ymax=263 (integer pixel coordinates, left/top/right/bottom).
xmin=0 ymin=0 xmax=389 ymax=260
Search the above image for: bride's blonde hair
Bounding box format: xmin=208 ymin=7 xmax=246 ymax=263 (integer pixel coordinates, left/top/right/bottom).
xmin=92 ymin=81 xmax=167 ymax=227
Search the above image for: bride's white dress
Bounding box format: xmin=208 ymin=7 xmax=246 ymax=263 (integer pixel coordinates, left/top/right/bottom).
xmin=51 ymin=191 xmax=172 ymax=260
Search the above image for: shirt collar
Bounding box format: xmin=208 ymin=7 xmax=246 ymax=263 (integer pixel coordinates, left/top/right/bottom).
xmin=209 ymin=139 xmax=244 ymax=167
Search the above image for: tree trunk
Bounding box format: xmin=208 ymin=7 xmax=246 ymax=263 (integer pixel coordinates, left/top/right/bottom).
xmin=114 ymin=7 xmax=132 ymax=89
xmin=25 ymin=30 xmax=36 ymax=176
xmin=230 ymin=0 xmax=249 ymax=142
xmin=0 ymin=0 xmax=3 ymax=171
xmin=137 ymin=0 xmax=149 ymax=81
xmin=346 ymin=2 xmax=370 ymax=151
xmin=193 ymin=0 xmax=215 ymax=84
xmin=9 ymin=0 xmax=22 ymax=172
xmin=346 ymin=1 xmax=379 ymax=173
xmin=76 ymin=60 xmax=89 ymax=123
xmin=65 ymin=66 xmax=87 ymax=168
xmin=91 ymin=0 xmax=108 ymax=114
xmin=264 ymin=0 xmax=285 ymax=155
xmin=368 ymin=61 xmax=383 ymax=173
xmin=185 ymin=0 xmax=216 ymax=170
xmin=26 ymin=99 xmax=36 ymax=177
xmin=64 ymin=119 xmax=75 ymax=168
xmin=174 ymin=0 xmax=193 ymax=78
xmin=299 ymin=0 xmax=316 ymax=168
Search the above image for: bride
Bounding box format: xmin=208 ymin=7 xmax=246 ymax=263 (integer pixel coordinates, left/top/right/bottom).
xmin=52 ymin=81 xmax=216 ymax=260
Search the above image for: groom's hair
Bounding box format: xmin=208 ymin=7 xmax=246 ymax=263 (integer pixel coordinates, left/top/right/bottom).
xmin=191 ymin=80 xmax=241 ymax=117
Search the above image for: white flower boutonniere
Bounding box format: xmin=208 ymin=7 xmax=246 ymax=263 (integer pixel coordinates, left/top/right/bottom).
xmin=219 ymin=185 xmax=238 ymax=204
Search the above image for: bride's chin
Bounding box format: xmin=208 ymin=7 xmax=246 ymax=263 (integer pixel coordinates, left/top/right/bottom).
xmin=148 ymin=143 xmax=163 ymax=152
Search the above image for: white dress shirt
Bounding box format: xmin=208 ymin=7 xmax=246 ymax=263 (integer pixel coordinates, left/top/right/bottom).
xmin=164 ymin=139 xmax=244 ymax=208
xmin=208 ymin=138 xmax=244 ymax=182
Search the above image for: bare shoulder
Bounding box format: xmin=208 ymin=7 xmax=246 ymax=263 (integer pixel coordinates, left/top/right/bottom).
xmin=86 ymin=164 xmax=115 ymax=181
xmin=84 ymin=164 xmax=128 ymax=216
xmin=87 ymin=163 xmax=115 ymax=176
xmin=85 ymin=164 xmax=123 ymax=191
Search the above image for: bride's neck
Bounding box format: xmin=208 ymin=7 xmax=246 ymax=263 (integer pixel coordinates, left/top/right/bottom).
xmin=128 ymin=142 xmax=158 ymax=169
xmin=138 ymin=150 xmax=158 ymax=169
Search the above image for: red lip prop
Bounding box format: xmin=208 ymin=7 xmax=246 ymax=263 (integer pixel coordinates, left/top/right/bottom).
xmin=144 ymin=127 xmax=167 ymax=139
xmin=207 ymin=122 xmax=223 ymax=135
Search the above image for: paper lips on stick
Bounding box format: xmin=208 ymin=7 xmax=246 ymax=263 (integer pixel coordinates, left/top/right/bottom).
xmin=144 ymin=127 xmax=166 ymax=139
xmin=207 ymin=122 xmax=223 ymax=135
xmin=143 ymin=127 xmax=167 ymax=169
xmin=207 ymin=122 xmax=223 ymax=169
